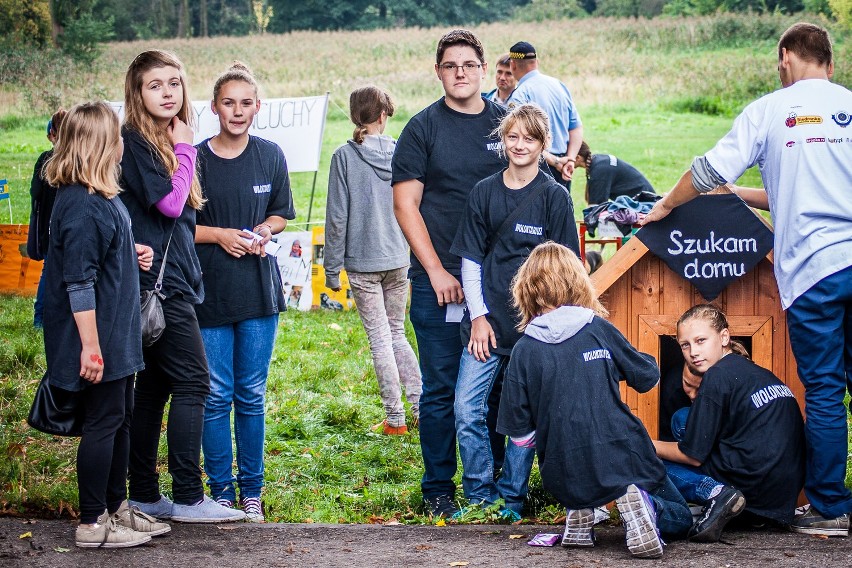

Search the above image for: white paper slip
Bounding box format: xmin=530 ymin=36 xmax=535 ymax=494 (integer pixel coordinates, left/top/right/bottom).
xmin=445 ymin=302 xmax=465 ymax=323
xmin=264 ymin=240 xmax=282 ymax=256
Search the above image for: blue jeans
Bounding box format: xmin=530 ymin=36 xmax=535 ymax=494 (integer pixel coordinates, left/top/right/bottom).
xmin=455 ymin=351 xmax=534 ymax=512
xmin=663 ymin=407 xmax=721 ymax=505
xmin=646 ymin=476 xmax=694 ymax=539
xmin=787 ymin=264 xmax=852 ymax=519
xmin=201 ymin=314 xmax=278 ymax=501
xmin=409 ymin=274 xmax=464 ymax=499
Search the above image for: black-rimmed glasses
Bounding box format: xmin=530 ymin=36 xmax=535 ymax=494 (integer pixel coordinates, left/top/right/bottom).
xmin=438 ymin=63 xmax=482 ymax=75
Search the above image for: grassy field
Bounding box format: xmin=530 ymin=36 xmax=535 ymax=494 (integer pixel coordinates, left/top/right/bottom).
xmin=1 ymin=13 xmax=850 ymax=522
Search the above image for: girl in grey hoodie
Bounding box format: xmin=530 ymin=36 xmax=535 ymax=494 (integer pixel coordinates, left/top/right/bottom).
xmin=324 ymin=87 xmax=421 ymax=435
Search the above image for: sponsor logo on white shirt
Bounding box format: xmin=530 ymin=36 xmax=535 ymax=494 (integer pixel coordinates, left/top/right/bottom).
xmin=832 ymin=110 xmax=851 ymax=127
xmin=785 ymin=113 xmax=823 ymax=128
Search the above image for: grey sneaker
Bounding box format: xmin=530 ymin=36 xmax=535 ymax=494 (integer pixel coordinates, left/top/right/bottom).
xmin=76 ymin=510 xmax=151 ymax=549
xmin=615 ymin=484 xmax=664 ymax=559
xmin=128 ymin=494 xmax=174 ymax=520
xmin=240 ymin=496 xmax=265 ymax=523
xmin=562 ymin=508 xmax=595 ymax=547
xmin=171 ymin=495 xmax=246 ymax=523
xmin=114 ymin=500 xmax=171 ymax=536
xmin=790 ymin=506 xmax=849 ymax=537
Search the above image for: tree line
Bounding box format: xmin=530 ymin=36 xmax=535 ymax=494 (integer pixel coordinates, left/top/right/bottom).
xmin=0 ymin=0 xmax=840 ymax=49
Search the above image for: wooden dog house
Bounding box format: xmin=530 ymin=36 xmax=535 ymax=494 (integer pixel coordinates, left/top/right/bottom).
xmin=590 ymin=227 xmax=803 ymax=438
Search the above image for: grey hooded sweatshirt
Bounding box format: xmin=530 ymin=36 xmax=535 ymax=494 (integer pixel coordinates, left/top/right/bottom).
xmin=524 ymin=305 xmax=595 ymax=345
xmin=324 ymin=135 xmax=410 ymax=289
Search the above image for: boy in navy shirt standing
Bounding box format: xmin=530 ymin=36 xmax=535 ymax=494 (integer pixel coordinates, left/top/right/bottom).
xmin=392 ymin=29 xmax=506 ymax=518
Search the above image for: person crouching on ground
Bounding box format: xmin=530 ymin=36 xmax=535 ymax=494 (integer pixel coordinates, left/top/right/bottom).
xmin=497 ymin=242 xmax=692 ymax=559
xmin=654 ymin=304 xmax=805 ymax=542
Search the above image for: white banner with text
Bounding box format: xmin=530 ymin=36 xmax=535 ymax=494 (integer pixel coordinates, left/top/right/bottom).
xmin=110 ymin=94 xmax=328 ymax=173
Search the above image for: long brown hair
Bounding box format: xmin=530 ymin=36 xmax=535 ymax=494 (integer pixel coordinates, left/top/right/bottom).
xmin=512 ymin=242 xmax=607 ymax=331
xmin=44 ymin=102 xmax=122 ymax=199
xmin=677 ymin=304 xmax=750 ymax=358
xmin=123 ymin=49 xmax=203 ymax=210
xmin=349 ymin=86 xmax=394 ymax=145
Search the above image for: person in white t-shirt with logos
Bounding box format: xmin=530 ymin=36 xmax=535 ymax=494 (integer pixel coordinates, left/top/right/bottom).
xmin=642 ymin=22 xmax=852 ymax=538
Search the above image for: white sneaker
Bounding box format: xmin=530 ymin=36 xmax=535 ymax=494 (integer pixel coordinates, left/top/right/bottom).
xmin=562 ymin=508 xmax=595 ymax=547
xmin=240 ymin=496 xmax=265 ymax=523
xmin=615 ymin=484 xmax=664 ymax=559
xmin=76 ymin=510 xmax=151 ymax=549
xmin=113 ymin=500 xmax=171 ymax=536
xmin=171 ymin=495 xmax=246 ymax=523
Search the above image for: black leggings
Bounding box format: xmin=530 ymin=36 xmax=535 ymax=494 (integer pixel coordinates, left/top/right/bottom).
xmin=128 ymin=296 xmax=210 ymax=505
xmin=78 ymin=376 xmax=133 ymax=524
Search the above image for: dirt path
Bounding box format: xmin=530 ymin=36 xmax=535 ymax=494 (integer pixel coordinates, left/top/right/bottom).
xmin=1 ymin=516 xmax=848 ymax=568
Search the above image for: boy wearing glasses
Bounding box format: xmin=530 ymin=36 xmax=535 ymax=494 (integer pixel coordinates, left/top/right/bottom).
xmin=392 ymin=29 xmax=506 ymax=519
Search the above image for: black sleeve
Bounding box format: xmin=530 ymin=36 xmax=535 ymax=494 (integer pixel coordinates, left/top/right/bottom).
xmin=496 ymin=350 xmax=536 ymax=437
xmin=391 ymin=115 xmax=427 ymax=185
xmin=121 ymin=129 xmax=173 ymax=208
xmin=59 ymin=202 xmax=112 ymax=286
xmin=678 ymin=370 xmax=726 ymax=463
xmin=266 ymin=146 xmax=296 ymax=220
xmin=603 ymin=319 xmax=659 ymax=393
xmin=587 ymin=157 xmax=616 ymax=204
xmin=30 ymin=151 xmax=50 ymax=204
xmin=545 ymin=184 xmax=581 ymax=257
xmin=449 ymin=181 xmax=489 ymax=264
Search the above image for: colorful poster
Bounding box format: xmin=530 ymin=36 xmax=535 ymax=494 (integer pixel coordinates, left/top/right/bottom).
xmin=274 ymin=231 xmax=313 ymax=311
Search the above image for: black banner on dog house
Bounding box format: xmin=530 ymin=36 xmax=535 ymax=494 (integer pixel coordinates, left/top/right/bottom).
xmin=635 ymin=194 xmax=774 ymax=301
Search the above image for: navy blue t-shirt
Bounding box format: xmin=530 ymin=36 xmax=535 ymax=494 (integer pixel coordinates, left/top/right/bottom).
xmin=391 ymin=97 xmax=506 ymax=277
xmin=119 ymin=127 xmax=203 ymax=303
xmin=497 ymin=317 xmax=666 ymax=509
xmin=450 ymin=169 xmax=579 ymax=354
xmin=586 ymin=154 xmax=655 ymax=205
xmin=679 ymin=354 xmax=805 ymax=523
xmin=194 ymin=136 xmax=295 ymax=327
xmin=43 ymin=185 xmax=144 ymax=391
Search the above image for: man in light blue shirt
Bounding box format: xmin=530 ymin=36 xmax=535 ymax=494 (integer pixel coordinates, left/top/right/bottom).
xmin=507 ymin=41 xmax=583 ymax=189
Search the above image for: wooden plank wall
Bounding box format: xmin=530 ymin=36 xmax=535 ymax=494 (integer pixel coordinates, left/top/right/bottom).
xmin=598 ymin=251 xmax=805 ymax=435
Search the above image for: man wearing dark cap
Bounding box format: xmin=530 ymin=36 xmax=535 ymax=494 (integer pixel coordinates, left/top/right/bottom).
xmin=507 ymin=41 xmax=583 ymax=189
